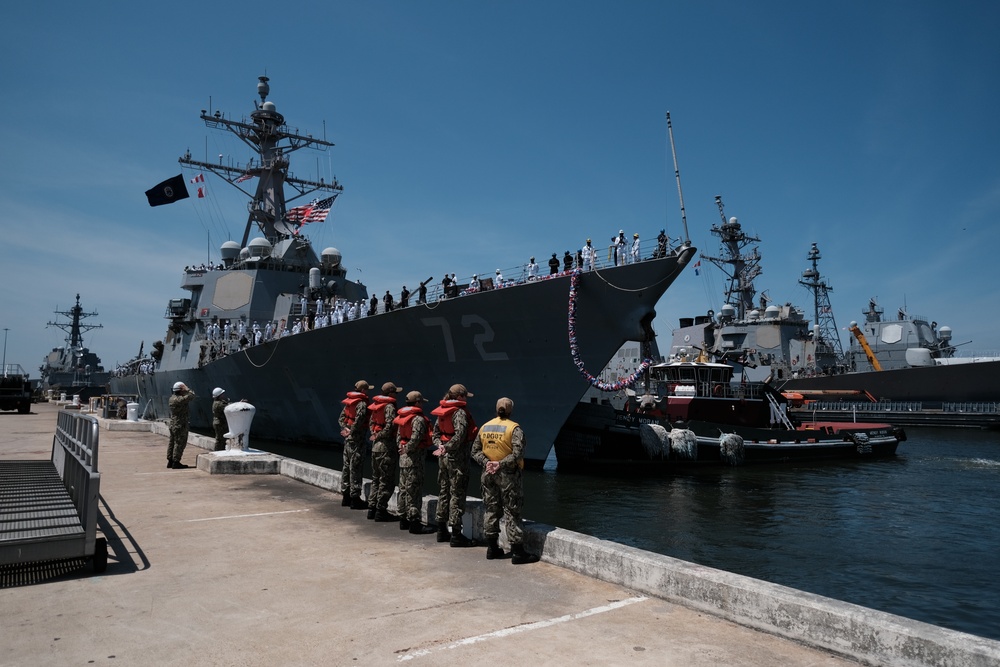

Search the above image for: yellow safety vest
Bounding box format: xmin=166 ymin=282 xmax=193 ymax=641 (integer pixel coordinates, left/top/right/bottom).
xmin=480 ymin=417 xmax=522 ymax=468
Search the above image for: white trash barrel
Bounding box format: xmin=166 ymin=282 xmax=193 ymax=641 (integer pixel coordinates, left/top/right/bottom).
xmin=126 ymin=402 xmax=139 ymax=422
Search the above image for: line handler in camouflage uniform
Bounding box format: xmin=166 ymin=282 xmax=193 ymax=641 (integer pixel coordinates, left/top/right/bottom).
xmin=339 ymin=380 xmax=372 ymax=510
xmin=367 ymin=382 xmax=402 ymax=521
xmin=432 ymin=383 xmax=478 ymax=547
xmin=471 ymin=397 xmax=540 ymax=564
xmin=394 ymin=391 xmax=436 ymax=534
xmin=167 ymin=382 xmax=196 ymax=469
xmin=211 ymin=387 xmax=230 ymax=451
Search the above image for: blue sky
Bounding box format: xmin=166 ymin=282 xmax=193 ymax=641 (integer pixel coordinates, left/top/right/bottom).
xmin=3 ymin=1 xmax=999 ymax=373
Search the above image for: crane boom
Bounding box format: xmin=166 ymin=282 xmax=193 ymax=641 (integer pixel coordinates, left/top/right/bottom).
xmin=849 ymin=324 xmax=882 ymax=372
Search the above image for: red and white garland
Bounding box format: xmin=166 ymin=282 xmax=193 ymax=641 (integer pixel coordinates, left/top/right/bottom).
xmin=567 ymin=269 xmax=651 ymax=391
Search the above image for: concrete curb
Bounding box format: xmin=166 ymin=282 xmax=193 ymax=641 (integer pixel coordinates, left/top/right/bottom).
xmin=521 ymin=524 xmax=1000 ymax=667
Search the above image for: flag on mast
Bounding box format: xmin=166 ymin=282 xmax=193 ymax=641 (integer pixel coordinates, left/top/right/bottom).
xmin=145 ymin=174 xmax=190 ymax=207
xmin=286 ymin=196 xmax=337 ymax=227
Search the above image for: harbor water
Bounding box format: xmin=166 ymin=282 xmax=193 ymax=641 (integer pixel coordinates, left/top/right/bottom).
xmin=246 ymin=425 xmax=1000 ymax=642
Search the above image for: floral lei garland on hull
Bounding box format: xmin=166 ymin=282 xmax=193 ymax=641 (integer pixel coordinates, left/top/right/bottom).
xmin=567 ymin=269 xmax=651 ymax=391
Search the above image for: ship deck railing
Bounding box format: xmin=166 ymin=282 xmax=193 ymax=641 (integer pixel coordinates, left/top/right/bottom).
xmin=797 ymin=401 xmax=1000 ymax=415
xmin=0 ymin=410 xmax=106 ymax=572
xmin=186 ymin=237 xmax=685 ymax=347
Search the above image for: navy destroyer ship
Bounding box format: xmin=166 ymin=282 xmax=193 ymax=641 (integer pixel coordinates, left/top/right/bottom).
xmin=39 ymin=294 xmax=110 ymax=399
xmin=110 ymin=76 xmax=697 ymax=466
xmin=667 ymin=198 xmax=1000 ymax=402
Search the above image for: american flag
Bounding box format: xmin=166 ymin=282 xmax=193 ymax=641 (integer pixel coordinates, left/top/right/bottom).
xmin=286 ymin=196 xmax=337 ymax=225
xmin=235 ymin=172 xmax=254 ymax=183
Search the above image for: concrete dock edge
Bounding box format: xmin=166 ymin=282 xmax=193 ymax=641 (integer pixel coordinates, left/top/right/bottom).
xmin=521 ymin=524 xmax=1000 ymax=667
xmin=99 ymin=415 xmax=1000 ymax=666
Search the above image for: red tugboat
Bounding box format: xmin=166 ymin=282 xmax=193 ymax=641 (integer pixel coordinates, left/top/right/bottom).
xmin=553 ymin=350 xmax=905 ymax=470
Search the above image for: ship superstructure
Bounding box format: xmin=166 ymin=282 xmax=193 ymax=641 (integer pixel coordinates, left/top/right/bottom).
xmin=110 ymin=76 xmax=697 ymax=465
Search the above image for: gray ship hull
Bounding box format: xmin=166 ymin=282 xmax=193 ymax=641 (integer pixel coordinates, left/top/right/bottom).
xmin=780 ymin=360 xmax=1000 ymax=404
xmin=112 ymin=250 xmax=695 ymax=466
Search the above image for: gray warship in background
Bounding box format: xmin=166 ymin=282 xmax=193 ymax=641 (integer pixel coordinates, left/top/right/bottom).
xmin=668 ymin=198 xmax=1000 ymax=402
xmin=109 ymin=76 xmax=697 ymax=466
xmin=39 ymin=294 xmax=110 ymax=400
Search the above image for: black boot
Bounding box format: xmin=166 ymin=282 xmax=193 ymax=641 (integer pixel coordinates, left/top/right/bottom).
xmin=350 ymin=496 xmax=367 ymax=510
xmin=486 ymin=536 xmax=509 ymax=560
xmin=173 ymin=461 xmax=190 ymax=469
xmin=409 ymin=522 xmax=436 ymax=535
xmin=399 ymin=517 xmax=411 ymax=530
xmin=511 ymin=543 xmax=540 ymax=564
xmin=167 ymin=459 xmax=174 ymax=469
xmin=374 ymin=508 xmax=397 ymax=522
xmin=366 ymin=508 xmax=376 ymax=520
xmin=449 ymin=531 xmax=477 ymax=548
xmin=341 ymin=492 xmax=351 ymax=507
xmin=436 ymin=526 xmax=451 ymax=543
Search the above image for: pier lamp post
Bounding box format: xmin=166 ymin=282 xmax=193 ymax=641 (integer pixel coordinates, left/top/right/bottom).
xmin=2 ymin=328 xmax=8 ymax=376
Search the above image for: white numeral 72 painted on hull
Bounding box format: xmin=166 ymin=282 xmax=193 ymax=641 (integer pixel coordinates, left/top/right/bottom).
xmin=421 ymin=315 xmax=509 ymax=362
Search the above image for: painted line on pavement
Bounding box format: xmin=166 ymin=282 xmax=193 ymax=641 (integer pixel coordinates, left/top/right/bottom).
xmin=397 ymin=595 xmax=649 ymax=661
xmin=184 ymin=509 xmax=311 ymax=522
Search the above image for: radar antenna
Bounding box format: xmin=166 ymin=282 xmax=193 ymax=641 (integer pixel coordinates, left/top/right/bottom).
xmin=799 ymin=242 xmax=844 ymax=360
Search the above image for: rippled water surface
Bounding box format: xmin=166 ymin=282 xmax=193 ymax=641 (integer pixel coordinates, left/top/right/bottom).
xmin=254 ymin=427 xmax=1000 ymax=640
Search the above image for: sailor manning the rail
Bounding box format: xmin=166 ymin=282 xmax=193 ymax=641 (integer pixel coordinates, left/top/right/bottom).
xmin=582 ymin=239 xmax=595 ymax=271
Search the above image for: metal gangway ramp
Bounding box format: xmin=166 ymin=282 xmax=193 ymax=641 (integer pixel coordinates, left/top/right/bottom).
xmin=0 ymin=410 xmax=107 ymax=573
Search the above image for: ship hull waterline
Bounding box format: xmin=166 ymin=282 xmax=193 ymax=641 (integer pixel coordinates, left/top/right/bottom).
xmin=111 ymin=249 xmax=696 ymax=466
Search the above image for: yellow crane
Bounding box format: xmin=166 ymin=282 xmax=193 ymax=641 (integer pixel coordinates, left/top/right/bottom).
xmin=849 ymin=322 xmax=882 ymax=371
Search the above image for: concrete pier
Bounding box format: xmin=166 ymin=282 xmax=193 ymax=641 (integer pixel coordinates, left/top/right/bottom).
xmin=2 ymin=402 xmax=998 ymax=666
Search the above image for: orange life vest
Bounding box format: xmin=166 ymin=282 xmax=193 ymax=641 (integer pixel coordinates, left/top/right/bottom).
xmin=431 ymin=400 xmax=478 ymax=443
xmin=341 ymin=391 xmax=369 ymax=427
xmin=368 ymin=395 xmax=396 ymax=435
xmin=394 ymin=406 xmax=432 ymax=449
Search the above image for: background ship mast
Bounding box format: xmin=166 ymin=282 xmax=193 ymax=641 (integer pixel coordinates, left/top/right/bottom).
xmin=46 ymin=294 xmax=102 ymax=350
xmin=179 ymin=76 xmax=343 ymax=247
xmin=701 ymin=196 xmax=761 ymax=319
xmin=799 ymin=242 xmax=844 ymax=361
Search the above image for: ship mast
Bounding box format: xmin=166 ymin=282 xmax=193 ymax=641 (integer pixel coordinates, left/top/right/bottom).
xmin=179 ymin=76 xmax=343 ymax=247
xmin=46 ymin=294 xmax=102 ymax=349
xmin=799 ymin=243 xmax=844 ymax=360
xmin=701 ymin=196 xmax=762 ymax=319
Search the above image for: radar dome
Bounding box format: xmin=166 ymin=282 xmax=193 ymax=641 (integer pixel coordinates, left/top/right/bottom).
xmin=262 ymin=101 xmax=276 ymax=113
xmin=938 ymin=326 xmax=952 ymax=341
xmin=720 ymin=304 xmax=736 ymax=320
xmin=764 ymin=305 xmax=780 ymax=319
xmin=322 ymin=247 xmax=342 ymax=269
xmin=220 ymin=241 xmax=241 ymax=263
xmin=247 ymin=237 xmax=273 ymax=258
xmin=747 ymin=309 xmax=760 ymax=321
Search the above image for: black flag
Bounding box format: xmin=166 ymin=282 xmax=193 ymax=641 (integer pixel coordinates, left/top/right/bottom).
xmin=145 ymin=174 xmax=190 ymax=207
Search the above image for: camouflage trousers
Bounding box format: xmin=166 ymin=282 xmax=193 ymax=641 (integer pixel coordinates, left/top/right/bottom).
xmin=435 ymin=451 xmax=470 ymax=529
xmin=341 ymin=437 xmax=365 ymax=498
xmin=480 ymin=467 xmax=525 ymax=545
xmin=398 ymin=451 xmax=425 ymax=522
xmin=167 ymin=422 xmax=188 ymax=463
xmin=368 ymin=445 xmax=398 ymax=511
xmin=213 ymin=420 xmax=227 ymax=451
